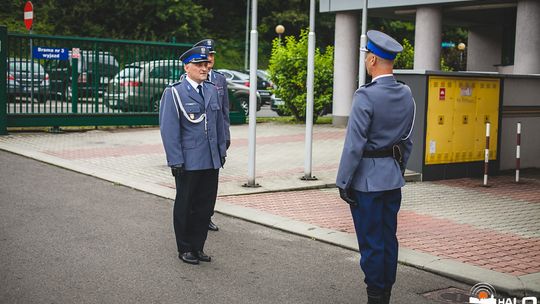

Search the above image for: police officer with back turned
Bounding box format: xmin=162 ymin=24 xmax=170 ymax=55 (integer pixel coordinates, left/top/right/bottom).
xmin=336 ymin=30 xmax=415 ymax=304
xmin=193 ymin=38 xmax=230 ymax=232
xmin=159 ymin=46 xmax=227 ymax=265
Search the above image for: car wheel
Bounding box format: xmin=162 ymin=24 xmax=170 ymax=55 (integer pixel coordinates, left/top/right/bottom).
xmin=238 ymin=96 xmax=249 ymax=116
xmin=151 ymin=97 xmax=160 ymax=112
xmin=63 ymin=86 xmax=71 ymax=102
xmin=276 ymin=110 xmax=288 ymax=116
xmin=37 ymin=95 xmax=47 ymax=103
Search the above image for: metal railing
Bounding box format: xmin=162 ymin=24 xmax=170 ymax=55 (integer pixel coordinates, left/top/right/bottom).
xmin=1 ymin=27 xmax=192 ymax=129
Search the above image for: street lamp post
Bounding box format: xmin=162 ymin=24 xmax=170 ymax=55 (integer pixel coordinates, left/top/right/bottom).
xmin=275 ymin=24 xmax=285 ymax=41
xmin=458 ymin=42 xmax=466 ymax=70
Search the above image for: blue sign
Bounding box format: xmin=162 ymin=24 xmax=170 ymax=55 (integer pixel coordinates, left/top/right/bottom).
xmin=441 ymin=42 xmax=456 ymax=48
xmin=32 ymin=46 xmax=69 ymax=60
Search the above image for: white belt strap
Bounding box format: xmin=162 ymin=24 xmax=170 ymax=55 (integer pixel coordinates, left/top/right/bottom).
xmin=170 ymin=86 xmax=206 ymax=124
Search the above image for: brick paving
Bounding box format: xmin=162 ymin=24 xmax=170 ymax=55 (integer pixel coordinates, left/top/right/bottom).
xmin=1 ymin=123 xmax=539 ymax=294
xmin=219 ymin=179 xmax=540 ymax=277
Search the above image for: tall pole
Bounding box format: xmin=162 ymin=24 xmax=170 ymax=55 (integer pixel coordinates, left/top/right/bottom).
xmin=483 ymin=122 xmax=490 ymax=187
xmin=358 ymin=0 xmax=368 ymax=87
xmin=245 ymin=0 xmax=259 ymax=187
xmin=516 ymin=122 xmax=521 ymax=183
xmin=302 ymin=0 xmax=316 ymax=180
xmin=244 ymin=0 xmax=250 ymax=71
xmin=0 ymin=26 xmax=8 ymax=135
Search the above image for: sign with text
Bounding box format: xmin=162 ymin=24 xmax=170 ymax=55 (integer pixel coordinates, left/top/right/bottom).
xmin=32 ymin=46 xmax=69 ymax=60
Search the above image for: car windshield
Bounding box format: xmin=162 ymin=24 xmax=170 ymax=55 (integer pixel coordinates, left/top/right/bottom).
xmin=118 ymin=66 xmax=142 ymax=78
xmin=9 ymin=61 xmax=44 ymax=73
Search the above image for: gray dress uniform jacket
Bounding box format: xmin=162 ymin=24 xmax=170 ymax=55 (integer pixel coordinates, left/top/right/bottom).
xmin=209 ymin=70 xmax=230 ymax=141
xmin=336 ymin=76 xmax=414 ymax=192
xmin=159 ymin=80 xmax=227 ymax=170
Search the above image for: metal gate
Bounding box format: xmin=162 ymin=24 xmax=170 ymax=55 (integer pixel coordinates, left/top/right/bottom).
xmin=0 ymin=26 xmax=192 ymax=132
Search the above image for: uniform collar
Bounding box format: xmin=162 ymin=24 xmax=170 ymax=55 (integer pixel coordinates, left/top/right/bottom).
xmin=186 ymin=75 xmax=203 ymax=91
xmin=371 ymin=74 xmax=393 ymax=82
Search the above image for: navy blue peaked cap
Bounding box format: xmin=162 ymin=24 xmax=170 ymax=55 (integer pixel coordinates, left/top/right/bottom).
xmin=365 ymin=30 xmax=403 ymax=60
xmin=179 ymin=46 xmax=210 ymax=64
xmin=193 ymin=39 xmax=216 ymax=54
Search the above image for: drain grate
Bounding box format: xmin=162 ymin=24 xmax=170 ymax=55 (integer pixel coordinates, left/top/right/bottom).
xmin=423 ymin=287 xmax=471 ymax=303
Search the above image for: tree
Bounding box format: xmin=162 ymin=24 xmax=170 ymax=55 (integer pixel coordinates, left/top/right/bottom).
xmin=268 ymin=30 xmax=333 ymax=122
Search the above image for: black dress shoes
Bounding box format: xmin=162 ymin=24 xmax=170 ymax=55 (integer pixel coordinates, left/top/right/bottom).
xmin=196 ymin=251 xmax=211 ymax=262
xmin=208 ymin=219 xmax=219 ymax=231
xmin=179 ymin=252 xmax=199 ymax=265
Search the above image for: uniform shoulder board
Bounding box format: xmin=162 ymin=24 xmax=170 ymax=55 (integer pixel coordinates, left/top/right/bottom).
xmin=397 ymin=80 xmax=406 ymax=85
xmin=361 ymin=81 xmax=377 ymax=88
xmin=168 ymin=80 xmax=182 ymax=87
xmin=205 ymin=79 xmax=216 ymax=86
xmin=213 ymin=70 xmax=224 ymax=76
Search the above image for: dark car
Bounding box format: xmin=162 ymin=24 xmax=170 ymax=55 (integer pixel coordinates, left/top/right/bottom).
xmin=46 ymin=50 xmax=119 ymax=101
xmin=7 ymin=58 xmax=50 ymax=103
xmin=217 ymin=69 xmax=271 ymax=105
xmin=227 ymin=81 xmax=261 ymax=115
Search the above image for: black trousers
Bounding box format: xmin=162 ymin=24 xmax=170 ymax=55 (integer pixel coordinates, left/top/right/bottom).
xmin=173 ymin=168 xmax=219 ymax=253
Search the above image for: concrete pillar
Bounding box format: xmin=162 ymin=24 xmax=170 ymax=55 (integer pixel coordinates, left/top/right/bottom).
xmin=514 ymin=0 xmax=540 ymax=74
xmin=413 ymin=6 xmax=442 ymax=70
xmin=332 ymin=11 xmax=359 ymax=127
xmin=467 ymin=26 xmax=502 ymax=72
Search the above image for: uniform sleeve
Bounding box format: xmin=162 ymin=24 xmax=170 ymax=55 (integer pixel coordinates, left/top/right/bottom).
xmin=214 ymin=88 xmax=227 ymax=158
xmin=221 ymin=77 xmax=231 ymax=141
xmin=159 ymin=87 xmax=184 ymax=167
xmin=336 ymin=89 xmax=373 ymax=189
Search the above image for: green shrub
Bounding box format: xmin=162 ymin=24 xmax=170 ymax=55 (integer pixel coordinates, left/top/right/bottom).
xmin=268 ymin=30 xmax=334 ymax=122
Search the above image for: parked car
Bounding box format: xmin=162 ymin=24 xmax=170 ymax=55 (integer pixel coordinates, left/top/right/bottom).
xmin=46 ymin=50 xmax=119 ymax=100
xmin=243 ymin=69 xmax=274 ymax=105
xmin=7 ymin=58 xmax=50 ymax=103
xmin=217 ymin=68 xmax=271 ymax=105
xmin=270 ymin=93 xmax=287 ymax=116
xmin=104 ymin=59 xmax=183 ymax=112
xmin=227 ymin=81 xmax=262 ymax=116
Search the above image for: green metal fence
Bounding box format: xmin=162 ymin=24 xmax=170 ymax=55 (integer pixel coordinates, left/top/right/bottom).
xmin=1 ymin=26 xmax=193 ymax=130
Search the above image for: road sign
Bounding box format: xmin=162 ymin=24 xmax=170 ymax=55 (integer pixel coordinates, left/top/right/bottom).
xmin=441 ymin=42 xmax=455 ymax=48
xmin=71 ymin=47 xmax=80 ymax=59
xmin=32 ymin=46 xmax=69 ymax=60
xmin=24 ymin=1 xmax=33 ymax=31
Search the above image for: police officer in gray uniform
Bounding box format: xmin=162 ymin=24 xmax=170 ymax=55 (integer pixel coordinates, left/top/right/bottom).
xmin=193 ymin=39 xmax=230 ymax=231
xmin=336 ymin=30 xmax=415 ymax=304
xmin=159 ymin=46 xmax=227 ymax=265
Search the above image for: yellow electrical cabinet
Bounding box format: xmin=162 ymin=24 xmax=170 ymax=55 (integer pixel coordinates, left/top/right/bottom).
xmin=425 ymin=76 xmax=500 ymax=165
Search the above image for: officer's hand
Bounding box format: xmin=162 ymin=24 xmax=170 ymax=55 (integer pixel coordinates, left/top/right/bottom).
xmin=338 ymin=187 xmax=357 ymax=207
xmin=171 ymin=165 xmax=183 ymax=177
xmin=226 ymin=140 xmax=231 ymax=150
xmin=221 ymin=157 xmax=226 ymax=168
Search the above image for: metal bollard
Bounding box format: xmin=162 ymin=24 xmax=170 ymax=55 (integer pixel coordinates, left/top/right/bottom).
xmin=516 ymin=122 xmax=521 ymax=183
xmin=483 ymin=122 xmax=490 ymax=186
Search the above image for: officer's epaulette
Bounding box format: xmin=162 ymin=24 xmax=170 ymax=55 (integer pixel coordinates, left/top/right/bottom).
xmin=205 ymin=79 xmax=216 ymax=86
xmin=213 ymin=70 xmax=224 ymax=76
xmin=360 ymin=81 xmax=377 ymax=88
xmin=168 ymin=80 xmax=183 ymax=87
xmin=396 ymin=80 xmax=406 ymax=85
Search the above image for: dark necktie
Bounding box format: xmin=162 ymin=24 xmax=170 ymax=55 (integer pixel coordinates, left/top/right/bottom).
xmin=197 ymin=84 xmax=204 ymax=101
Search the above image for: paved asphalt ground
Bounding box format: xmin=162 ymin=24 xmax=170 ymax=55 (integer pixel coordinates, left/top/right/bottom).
xmin=0 ymin=150 xmax=473 ymax=304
